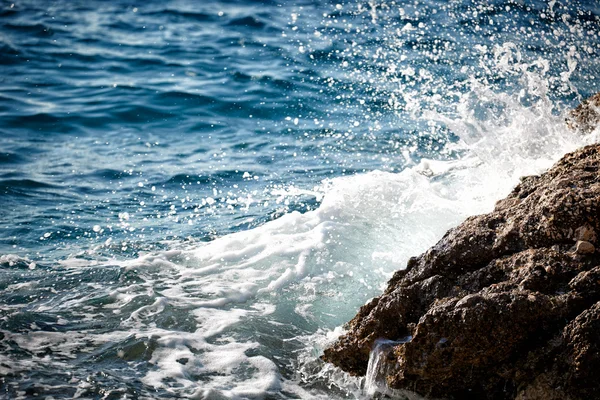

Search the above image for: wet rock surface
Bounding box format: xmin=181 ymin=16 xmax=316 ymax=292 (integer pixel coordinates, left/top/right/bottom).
xmin=322 ymin=144 xmax=600 ymax=399
xmin=567 ymin=92 xmax=600 ymax=133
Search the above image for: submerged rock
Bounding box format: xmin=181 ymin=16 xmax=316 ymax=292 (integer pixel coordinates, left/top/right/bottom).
xmin=322 ymin=143 xmax=600 ymax=399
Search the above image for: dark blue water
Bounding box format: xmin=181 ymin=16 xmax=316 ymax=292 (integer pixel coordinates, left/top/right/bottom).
xmin=1 ymin=0 xmax=599 ymax=398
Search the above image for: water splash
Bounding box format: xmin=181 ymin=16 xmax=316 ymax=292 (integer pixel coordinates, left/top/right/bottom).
xmin=365 ymin=337 xmax=412 ymax=398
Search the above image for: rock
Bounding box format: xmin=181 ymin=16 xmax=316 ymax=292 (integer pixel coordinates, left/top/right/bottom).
xmin=322 ymin=144 xmax=600 ymax=399
xmin=574 ymin=224 xmax=597 ymax=243
xmin=566 ymin=92 xmax=600 ymax=133
xmin=575 ymin=240 xmax=595 ymax=255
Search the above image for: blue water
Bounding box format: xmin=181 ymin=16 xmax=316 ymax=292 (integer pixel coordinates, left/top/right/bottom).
xmin=1 ymin=0 xmax=599 ymax=398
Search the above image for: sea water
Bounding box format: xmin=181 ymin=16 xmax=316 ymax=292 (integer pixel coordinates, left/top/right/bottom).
xmin=1 ymin=0 xmax=599 ymax=398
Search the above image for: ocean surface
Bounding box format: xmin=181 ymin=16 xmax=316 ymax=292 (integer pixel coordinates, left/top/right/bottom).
xmin=1 ymin=0 xmax=600 ymax=398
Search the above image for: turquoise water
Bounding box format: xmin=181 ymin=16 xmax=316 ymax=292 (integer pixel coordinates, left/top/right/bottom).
xmin=1 ymin=0 xmax=599 ymax=398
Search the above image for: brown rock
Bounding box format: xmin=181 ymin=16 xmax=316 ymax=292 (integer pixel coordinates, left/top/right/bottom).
xmin=575 ymin=240 xmax=595 ymax=255
xmin=574 ymin=224 xmax=597 ymax=243
xmin=322 ymin=144 xmax=600 ymax=399
xmin=567 ymin=92 xmax=600 ymax=133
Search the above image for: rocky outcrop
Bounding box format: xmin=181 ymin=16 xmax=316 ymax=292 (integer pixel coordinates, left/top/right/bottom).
xmin=322 ymin=143 xmax=600 ymax=399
